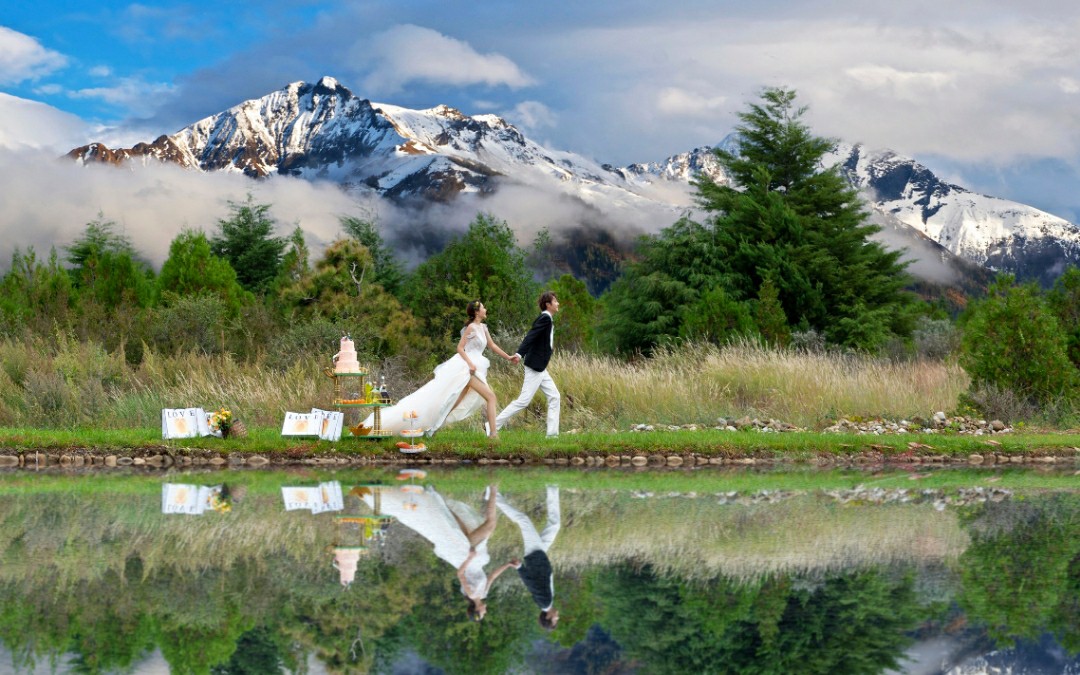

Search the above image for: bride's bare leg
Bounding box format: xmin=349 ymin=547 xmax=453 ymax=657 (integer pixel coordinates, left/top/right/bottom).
xmin=466 ymin=377 xmax=499 ymax=438
xmin=466 ymin=485 xmax=499 ymax=547
xmin=448 ymin=384 xmax=471 ymax=414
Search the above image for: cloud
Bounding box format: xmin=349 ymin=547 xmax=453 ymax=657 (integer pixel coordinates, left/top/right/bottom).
xmin=358 ymin=25 xmax=535 ymax=94
xmin=0 ymin=25 xmax=67 ymax=84
xmin=656 ymin=87 xmax=728 ymax=117
xmin=0 ymin=149 xmax=372 ymax=272
xmin=501 ymin=100 xmax=556 ymax=133
xmin=68 ymin=77 xmax=179 ymax=118
xmin=0 ymin=92 xmax=91 ymax=152
xmin=529 ymin=13 xmax=1080 ymax=167
xmin=843 ymin=65 xmax=955 ymax=101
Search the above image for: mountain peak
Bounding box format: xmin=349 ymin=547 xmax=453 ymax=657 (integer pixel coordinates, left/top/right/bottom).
xmin=430 ymin=104 xmax=467 ymax=121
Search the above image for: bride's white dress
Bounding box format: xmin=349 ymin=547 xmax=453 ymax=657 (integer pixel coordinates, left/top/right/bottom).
xmin=363 ymin=323 xmax=491 ymax=436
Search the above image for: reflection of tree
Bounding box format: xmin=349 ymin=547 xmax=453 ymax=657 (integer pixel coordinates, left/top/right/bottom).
xmin=958 ymin=495 xmax=1080 ymax=649
xmin=376 ymin=545 xmax=538 ymax=675
xmin=210 ymin=627 xmax=289 ymax=675
xmin=595 ymin=564 xmax=921 ymax=674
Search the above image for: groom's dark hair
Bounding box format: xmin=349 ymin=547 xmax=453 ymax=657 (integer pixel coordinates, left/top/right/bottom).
xmin=538 ymin=291 xmax=556 ymax=312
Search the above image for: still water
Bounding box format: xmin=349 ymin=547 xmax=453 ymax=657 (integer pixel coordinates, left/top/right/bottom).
xmin=1 ymin=465 xmax=1079 ymax=674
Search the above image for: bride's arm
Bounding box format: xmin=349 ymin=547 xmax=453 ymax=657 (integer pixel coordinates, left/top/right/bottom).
xmin=457 ymin=326 xmax=478 ymax=373
xmin=484 ymin=325 xmax=515 ymax=361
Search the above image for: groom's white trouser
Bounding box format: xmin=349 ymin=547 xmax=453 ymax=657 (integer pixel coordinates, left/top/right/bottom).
xmin=496 ymin=486 xmax=561 ymax=554
xmin=495 ymin=366 xmax=560 ymax=437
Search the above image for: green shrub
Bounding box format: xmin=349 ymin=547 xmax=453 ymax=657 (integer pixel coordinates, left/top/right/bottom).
xmin=959 ymin=275 xmax=1079 ymax=410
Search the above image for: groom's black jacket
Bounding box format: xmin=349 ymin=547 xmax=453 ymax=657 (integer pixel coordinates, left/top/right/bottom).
xmin=516 ymin=312 xmax=553 ymax=371
xmin=517 ymin=549 xmax=554 ymax=610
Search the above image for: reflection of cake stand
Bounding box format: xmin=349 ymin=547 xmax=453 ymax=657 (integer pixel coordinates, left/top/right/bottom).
xmin=335 ymin=514 xmax=394 ymax=544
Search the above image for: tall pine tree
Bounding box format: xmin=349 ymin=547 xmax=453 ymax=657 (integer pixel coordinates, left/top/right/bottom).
xmin=696 ymin=87 xmax=917 ymax=350
xmin=600 ymin=88 xmax=916 ymax=354
xmin=210 ymin=194 xmax=287 ymax=294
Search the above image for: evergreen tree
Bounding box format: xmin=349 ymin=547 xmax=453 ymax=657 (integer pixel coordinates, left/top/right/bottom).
xmin=210 ymin=195 xmax=287 ymax=294
xmin=678 ymin=285 xmax=757 ymax=344
xmin=546 ymin=273 xmax=598 ymax=352
xmin=597 ymin=217 xmax=719 ymax=354
xmin=64 ymin=215 xmax=154 ymax=310
xmin=755 ymin=277 xmax=791 ymax=347
xmin=402 ymin=213 xmax=538 ymax=342
xmin=1047 ymin=266 xmax=1080 ymax=370
xmin=694 ymin=87 xmax=917 ymax=350
xmin=157 ymin=230 xmax=251 ymax=314
xmin=276 ymin=238 xmax=431 ymax=359
xmin=0 ymin=247 xmax=75 ymax=335
xmin=340 ymin=215 xmax=405 ymax=296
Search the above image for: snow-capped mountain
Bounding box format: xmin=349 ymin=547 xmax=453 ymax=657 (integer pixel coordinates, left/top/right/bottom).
xmin=67 ymin=76 xmax=1080 ymax=287
xmin=833 ymin=144 xmax=1080 ymax=286
xmin=625 ymin=141 xmax=1080 ymax=286
xmin=68 ymin=76 xmax=665 ymax=212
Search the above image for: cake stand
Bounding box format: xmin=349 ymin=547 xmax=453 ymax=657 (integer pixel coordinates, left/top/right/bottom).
xmin=398 ymin=429 xmax=426 ymax=453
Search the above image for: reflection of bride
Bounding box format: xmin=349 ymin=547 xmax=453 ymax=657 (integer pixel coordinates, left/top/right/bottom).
xmin=360 ymin=484 xmax=515 ymax=620
xmin=364 ymin=300 xmax=516 ymax=439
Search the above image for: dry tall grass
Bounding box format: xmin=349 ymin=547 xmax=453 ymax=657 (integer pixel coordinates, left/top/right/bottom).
xmin=0 ymin=336 xmax=968 ymax=430
xmin=490 ymin=340 xmax=968 ymax=430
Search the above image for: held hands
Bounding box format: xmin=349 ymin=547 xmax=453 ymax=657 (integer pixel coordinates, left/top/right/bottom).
xmin=510 ymin=558 xmax=521 ymax=568
xmin=508 ymin=354 xmax=521 ymax=364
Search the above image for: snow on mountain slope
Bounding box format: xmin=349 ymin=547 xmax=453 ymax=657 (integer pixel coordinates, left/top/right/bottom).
xmin=626 ymin=140 xmax=1080 ymax=285
xmin=831 ymin=144 xmax=1080 ymax=283
xmin=65 ymin=76 xmax=1080 ymax=285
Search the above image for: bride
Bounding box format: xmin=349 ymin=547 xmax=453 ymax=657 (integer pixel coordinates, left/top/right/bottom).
xmin=364 ymin=300 xmax=518 ymax=439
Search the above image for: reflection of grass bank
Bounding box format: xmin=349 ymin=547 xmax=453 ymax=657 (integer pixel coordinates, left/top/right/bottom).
xmin=0 ymin=470 xmax=1022 ymax=589
xmin=550 ymin=492 xmax=966 ymax=582
xmin=0 ymin=481 xmax=339 ymax=589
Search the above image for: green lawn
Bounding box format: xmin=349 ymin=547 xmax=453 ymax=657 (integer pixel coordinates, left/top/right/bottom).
xmin=1 ymin=425 xmax=1078 ymax=461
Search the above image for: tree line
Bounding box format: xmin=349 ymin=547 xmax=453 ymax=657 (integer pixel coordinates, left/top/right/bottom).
xmin=3 ymin=87 xmax=1079 ymax=421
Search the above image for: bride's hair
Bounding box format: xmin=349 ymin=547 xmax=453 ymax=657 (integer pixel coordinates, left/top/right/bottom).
xmin=463 ymin=300 xmax=482 ymax=333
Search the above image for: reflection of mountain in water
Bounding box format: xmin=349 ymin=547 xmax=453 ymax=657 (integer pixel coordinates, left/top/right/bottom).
xmin=946 ymin=634 xmax=1080 ymax=674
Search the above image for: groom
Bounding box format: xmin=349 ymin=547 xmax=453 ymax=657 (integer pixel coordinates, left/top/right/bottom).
xmin=495 ymin=291 xmax=560 ymax=438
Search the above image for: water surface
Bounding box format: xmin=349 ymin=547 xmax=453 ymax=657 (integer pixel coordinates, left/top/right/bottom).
xmin=1 ymin=466 xmax=1078 ymax=674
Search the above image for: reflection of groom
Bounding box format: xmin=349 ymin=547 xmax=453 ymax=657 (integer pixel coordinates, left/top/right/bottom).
xmin=499 ymin=486 xmax=561 ymax=630
xmin=494 ymin=291 xmax=560 ymax=438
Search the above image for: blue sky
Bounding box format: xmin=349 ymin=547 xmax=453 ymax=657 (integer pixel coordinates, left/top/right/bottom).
xmin=2 ymin=1 xmax=1080 ymax=224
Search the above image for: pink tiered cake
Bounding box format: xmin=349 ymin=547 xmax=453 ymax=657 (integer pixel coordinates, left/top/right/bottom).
xmin=333 ymin=337 xmax=362 ymax=374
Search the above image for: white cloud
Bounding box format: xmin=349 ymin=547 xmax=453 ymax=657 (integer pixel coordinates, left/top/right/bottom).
xmin=656 ymin=87 xmax=728 ymax=117
xmin=843 ymin=65 xmax=955 ymax=101
xmin=0 ymin=149 xmax=370 ymax=271
xmin=0 ymin=92 xmax=91 ymax=152
xmin=68 ymin=77 xmax=179 ymax=118
xmin=358 ymin=24 xmax=534 ymax=94
xmin=89 ymin=65 xmax=113 ymax=78
xmin=502 ymin=100 xmax=556 ymax=132
xmin=0 ymin=26 xmax=67 ymax=84
xmin=535 ymin=14 xmax=1080 ymax=165
xmin=1060 ymin=77 xmax=1080 ymax=94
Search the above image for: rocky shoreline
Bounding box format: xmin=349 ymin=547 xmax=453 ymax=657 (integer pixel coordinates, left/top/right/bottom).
xmin=1 ymin=446 xmax=1077 ymax=471
xmin=0 ymin=412 xmax=1069 ymax=471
